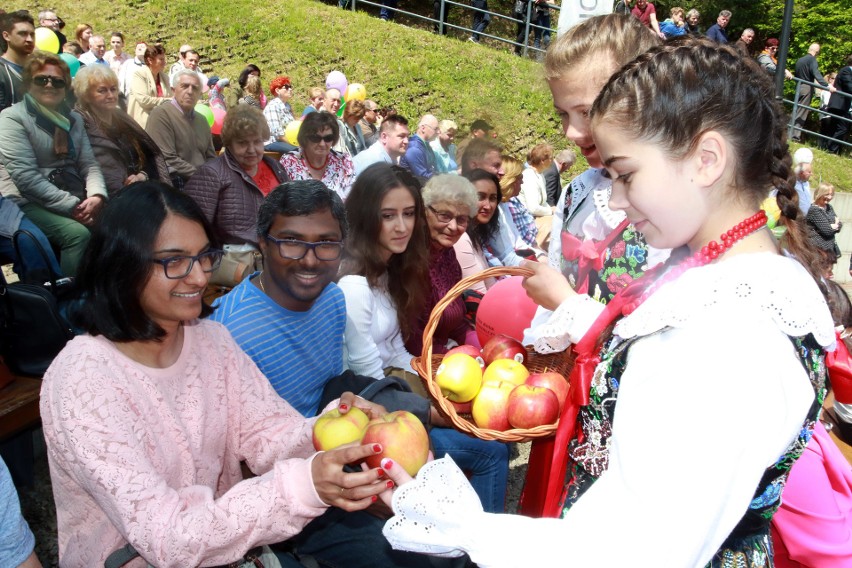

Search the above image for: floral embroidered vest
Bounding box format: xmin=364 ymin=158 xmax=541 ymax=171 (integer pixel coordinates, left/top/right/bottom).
xmin=559 ymin=331 xmax=826 ymax=568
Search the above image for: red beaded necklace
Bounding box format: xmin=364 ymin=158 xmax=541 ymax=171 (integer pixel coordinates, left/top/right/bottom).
xmin=623 ymin=209 xmax=768 ymax=314
xmin=303 ymin=151 xmax=330 ymax=172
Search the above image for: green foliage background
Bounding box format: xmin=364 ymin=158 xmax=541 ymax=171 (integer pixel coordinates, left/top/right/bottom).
xmin=18 ymin=0 xmax=852 ymax=188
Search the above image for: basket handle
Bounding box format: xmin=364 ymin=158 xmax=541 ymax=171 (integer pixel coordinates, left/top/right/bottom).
xmin=420 ymin=265 xmax=534 ymax=367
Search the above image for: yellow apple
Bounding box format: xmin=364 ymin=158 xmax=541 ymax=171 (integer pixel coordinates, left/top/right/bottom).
xmin=435 ymin=353 xmax=483 ymax=403
xmin=312 ymin=406 xmax=370 ymax=451
xmin=482 ymin=359 xmax=529 ymax=387
xmin=472 ymin=380 xmax=515 ymax=430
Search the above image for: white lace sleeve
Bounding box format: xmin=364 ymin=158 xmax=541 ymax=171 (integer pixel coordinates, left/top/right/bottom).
xmin=383 ymin=457 xmax=483 ymax=558
xmin=531 ymin=294 xmax=605 ymax=353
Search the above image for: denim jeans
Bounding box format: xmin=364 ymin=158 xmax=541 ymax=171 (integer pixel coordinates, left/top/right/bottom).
xmin=532 ymin=10 xmax=551 ymax=49
xmin=0 ymin=217 xmax=63 ymax=281
xmin=279 ymin=507 xmax=465 ymax=567
xmin=429 ymin=426 xmax=509 ymax=513
xmin=380 ymin=0 xmax=398 ymax=20
xmin=471 ymin=0 xmax=490 ymax=40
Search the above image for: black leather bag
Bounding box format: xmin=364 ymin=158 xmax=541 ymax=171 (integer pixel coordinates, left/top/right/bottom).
xmin=0 ymin=231 xmax=74 ymax=376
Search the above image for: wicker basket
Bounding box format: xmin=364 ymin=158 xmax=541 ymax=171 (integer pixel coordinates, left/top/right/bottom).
xmin=411 ymin=266 xmax=575 ymax=442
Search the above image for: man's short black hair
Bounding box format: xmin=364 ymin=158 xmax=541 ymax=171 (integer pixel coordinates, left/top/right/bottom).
xmin=470 ymin=119 xmax=493 ymax=133
xmin=1 ymin=10 xmax=34 ymax=34
xmin=256 ymin=180 xmax=348 ymax=241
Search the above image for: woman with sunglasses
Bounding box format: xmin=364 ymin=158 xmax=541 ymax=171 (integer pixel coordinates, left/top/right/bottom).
xmin=263 ymin=75 xmax=297 ymax=154
xmin=40 ymin=181 xmax=392 ymax=567
xmin=404 ymin=174 xmax=479 ymax=356
xmin=0 ymin=51 xmax=107 ymax=277
xmin=279 ymin=110 xmax=355 ymax=200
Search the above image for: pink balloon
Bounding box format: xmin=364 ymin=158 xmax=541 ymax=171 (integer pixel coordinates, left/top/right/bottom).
xmin=211 ymin=108 xmax=227 ymax=135
xmin=325 ymin=70 xmax=348 ymax=96
xmin=475 ymin=276 xmax=538 ymax=345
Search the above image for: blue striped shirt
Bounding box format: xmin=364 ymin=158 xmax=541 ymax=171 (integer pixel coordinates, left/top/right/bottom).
xmin=211 ymin=273 xmax=345 ymax=417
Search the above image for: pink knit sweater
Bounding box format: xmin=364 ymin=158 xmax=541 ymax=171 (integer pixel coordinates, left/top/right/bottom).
xmin=40 ymin=319 xmax=327 ymax=567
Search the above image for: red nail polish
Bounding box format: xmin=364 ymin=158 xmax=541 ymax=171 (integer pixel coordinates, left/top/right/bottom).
xmin=377 ymin=469 xmax=386 ymax=478
xmin=386 ymin=480 xmax=394 ymax=489
xmin=372 ymin=444 xmax=382 ymax=453
xmin=382 ymin=459 xmax=394 ymax=470
xmin=339 ymin=404 xmax=348 ymax=411
xmin=371 ymin=495 xmax=378 ymax=502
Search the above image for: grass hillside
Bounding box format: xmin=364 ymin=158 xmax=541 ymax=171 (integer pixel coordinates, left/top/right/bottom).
xmin=22 ymin=0 xmax=851 ymax=189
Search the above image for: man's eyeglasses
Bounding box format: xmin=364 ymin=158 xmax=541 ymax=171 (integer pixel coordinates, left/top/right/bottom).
xmin=427 ymin=206 xmax=469 ymax=227
xmin=265 ymin=235 xmax=344 ymax=261
xmin=32 ymin=75 xmax=67 ymax=89
xmin=151 ymin=249 xmax=224 ymax=279
xmin=307 ymin=134 xmax=336 ymax=144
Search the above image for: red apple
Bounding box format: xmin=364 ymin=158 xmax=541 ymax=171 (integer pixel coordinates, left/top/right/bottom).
xmin=446 ymin=345 xmax=485 ymax=368
xmin=435 ymin=353 xmax=483 ymax=403
xmin=481 ymin=335 xmax=527 ymax=365
xmin=471 ymin=380 xmax=515 ymax=430
xmin=525 ymin=372 xmax=570 ymax=411
xmin=449 ymin=400 xmax=472 ymax=414
xmin=482 ymin=359 xmax=529 ymax=388
xmin=312 ymin=406 xmax=370 ymax=451
xmin=507 ymin=385 xmax=559 ymax=429
xmin=363 ymin=411 xmax=430 ymax=476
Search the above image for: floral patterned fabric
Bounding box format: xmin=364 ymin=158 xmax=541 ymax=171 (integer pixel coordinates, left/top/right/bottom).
xmin=279 ymin=149 xmax=355 ymax=200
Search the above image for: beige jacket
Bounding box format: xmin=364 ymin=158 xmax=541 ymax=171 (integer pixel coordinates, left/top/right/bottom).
xmin=126 ymin=66 xmax=172 ymax=129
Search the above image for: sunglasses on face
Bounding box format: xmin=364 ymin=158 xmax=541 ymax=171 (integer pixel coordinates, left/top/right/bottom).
xmin=307 ymin=134 xmax=335 ymax=144
xmin=32 ymin=75 xmax=66 ymax=89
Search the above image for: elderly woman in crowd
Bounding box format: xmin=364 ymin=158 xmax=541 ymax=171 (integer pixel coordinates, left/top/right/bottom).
xmin=73 ymin=65 xmax=169 ymax=196
xmin=757 ymin=38 xmax=794 ymax=79
xmin=185 ymin=105 xmax=289 ymax=248
xmin=404 ymin=174 xmax=478 ymax=355
xmin=430 ymin=119 xmax=458 ymax=174
xmin=339 ymin=99 xmax=367 ymax=156
xmin=806 ymin=182 xmax=843 ymax=269
xmin=279 ymin=110 xmax=355 ymax=200
xmin=127 ymin=43 xmax=172 ymax=129
xmin=41 ymin=182 xmax=391 ymax=567
xmin=0 ymin=51 xmax=106 ymax=277
xmin=263 ymin=75 xmax=296 ymax=153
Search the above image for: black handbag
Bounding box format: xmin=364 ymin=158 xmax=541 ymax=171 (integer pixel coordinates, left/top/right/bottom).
xmin=0 ymin=230 xmax=75 ymax=376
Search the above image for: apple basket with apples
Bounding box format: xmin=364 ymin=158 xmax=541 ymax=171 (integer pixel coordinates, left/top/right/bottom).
xmin=411 ymin=266 xmax=575 ymax=442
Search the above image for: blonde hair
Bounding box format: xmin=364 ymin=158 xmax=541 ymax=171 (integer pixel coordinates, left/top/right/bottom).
xmin=243 ymin=75 xmax=262 ymax=98
xmin=439 ymin=119 xmax=458 ymax=133
xmin=814 ymin=182 xmax=835 ymax=203
xmin=544 ymin=14 xmax=660 ymax=80
xmin=499 ymin=155 xmax=524 ymax=201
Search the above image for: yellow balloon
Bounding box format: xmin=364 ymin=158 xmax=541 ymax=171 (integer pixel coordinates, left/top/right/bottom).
xmin=34 ymin=27 xmax=60 ymax=54
xmin=285 ymin=120 xmax=302 ymax=147
xmin=344 ymin=83 xmax=366 ymax=102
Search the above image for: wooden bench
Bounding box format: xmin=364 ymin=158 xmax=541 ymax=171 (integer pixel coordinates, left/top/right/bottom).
xmin=0 ymin=375 xmax=41 ymax=442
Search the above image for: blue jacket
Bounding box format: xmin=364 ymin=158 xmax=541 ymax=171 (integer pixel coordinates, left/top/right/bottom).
xmin=706 ymin=23 xmax=728 ymax=43
xmin=400 ymin=135 xmax=436 ymax=180
xmin=660 ymin=19 xmax=687 ymax=38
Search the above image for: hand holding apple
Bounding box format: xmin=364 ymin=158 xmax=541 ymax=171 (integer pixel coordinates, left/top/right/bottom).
xmin=313 ymin=406 xmax=371 ymax=451
xmin=311 ymin=442 xmax=391 ymax=512
xmin=363 ymin=410 xmax=430 ymax=476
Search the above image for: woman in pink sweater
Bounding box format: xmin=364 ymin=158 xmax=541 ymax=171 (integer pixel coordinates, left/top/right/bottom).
xmin=40 ymin=182 xmax=390 ymax=567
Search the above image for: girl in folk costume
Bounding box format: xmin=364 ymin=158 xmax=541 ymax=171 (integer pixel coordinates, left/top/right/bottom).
xmin=378 ymin=39 xmax=835 ymax=568
xmin=539 ymin=14 xmax=670 ymax=306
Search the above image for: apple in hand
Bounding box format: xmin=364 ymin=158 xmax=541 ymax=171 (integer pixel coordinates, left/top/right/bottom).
xmin=472 ymin=380 xmax=515 ymax=430
xmin=483 ymin=359 xmax=529 ymax=387
xmin=481 ymin=335 xmax=527 ymax=365
xmin=313 ymin=406 xmax=370 ymax=451
xmin=446 ymin=344 xmax=485 ymax=368
xmin=435 ymin=353 xmax=483 ymax=402
xmin=363 ymin=411 xmax=430 ymax=476
xmin=507 ymin=385 xmax=559 ymax=429
xmin=525 ymin=372 xmax=570 ymax=411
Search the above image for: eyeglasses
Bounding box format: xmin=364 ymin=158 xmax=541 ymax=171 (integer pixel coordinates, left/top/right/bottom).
xmin=281 ymin=85 xmax=293 ymax=90
xmin=307 ymin=134 xmax=336 ymax=144
xmin=32 ymin=75 xmax=67 ymax=89
xmin=265 ymin=235 xmax=344 ymax=261
xmin=427 ymin=205 xmax=469 ymax=227
xmin=150 ymin=249 xmax=224 ymax=279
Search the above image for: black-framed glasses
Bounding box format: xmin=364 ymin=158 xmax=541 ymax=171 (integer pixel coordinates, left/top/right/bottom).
xmin=307 ymin=134 xmax=335 ymax=144
xmin=427 ymin=205 xmax=469 ymax=227
xmin=281 ymin=84 xmax=293 ymax=90
xmin=265 ymin=235 xmax=344 ymax=261
xmin=32 ymin=75 xmax=67 ymax=89
xmin=150 ymin=249 xmax=224 ymax=279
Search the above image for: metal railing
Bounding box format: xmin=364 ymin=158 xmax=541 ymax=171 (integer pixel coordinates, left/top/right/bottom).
xmin=344 ymin=0 xmax=558 ymax=58
xmin=784 ymin=76 xmax=851 ymax=154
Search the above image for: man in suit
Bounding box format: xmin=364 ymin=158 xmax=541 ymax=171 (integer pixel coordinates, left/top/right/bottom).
xmin=793 ymin=43 xmax=835 ymax=141
xmin=825 ymin=54 xmax=852 ymax=154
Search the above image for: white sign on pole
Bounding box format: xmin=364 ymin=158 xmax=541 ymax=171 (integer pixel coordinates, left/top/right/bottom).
xmin=558 ymin=0 xmax=615 ymax=36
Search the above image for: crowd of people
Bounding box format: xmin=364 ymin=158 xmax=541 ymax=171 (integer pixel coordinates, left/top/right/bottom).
xmin=0 ymin=5 xmax=851 ymax=568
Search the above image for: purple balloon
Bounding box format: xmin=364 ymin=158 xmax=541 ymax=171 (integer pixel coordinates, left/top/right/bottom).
xmin=325 ymin=71 xmax=348 ymax=96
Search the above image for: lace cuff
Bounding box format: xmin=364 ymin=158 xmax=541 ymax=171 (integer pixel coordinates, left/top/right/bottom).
xmin=382 ymin=457 xmax=484 ymax=558
xmin=532 ymin=294 xmax=604 ymax=354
